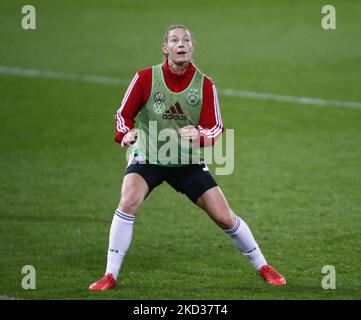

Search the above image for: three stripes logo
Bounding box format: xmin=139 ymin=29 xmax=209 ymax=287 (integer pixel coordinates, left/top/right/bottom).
xmin=162 ymin=102 xmax=187 ymax=121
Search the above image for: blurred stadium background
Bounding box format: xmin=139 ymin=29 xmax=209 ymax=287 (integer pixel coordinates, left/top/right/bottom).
xmin=0 ymin=0 xmax=360 ymax=299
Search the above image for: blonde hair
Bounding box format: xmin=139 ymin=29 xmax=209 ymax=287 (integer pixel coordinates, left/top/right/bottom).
xmin=162 ymin=24 xmax=195 ymax=62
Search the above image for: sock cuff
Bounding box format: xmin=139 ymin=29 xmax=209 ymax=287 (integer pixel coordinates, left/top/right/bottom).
xmin=115 ymin=209 xmax=135 ymax=222
xmin=224 ymin=216 xmax=242 ymax=234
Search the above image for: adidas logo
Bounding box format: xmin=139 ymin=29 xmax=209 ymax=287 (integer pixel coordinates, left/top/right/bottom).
xmin=162 ymin=102 xmax=187 ymax=121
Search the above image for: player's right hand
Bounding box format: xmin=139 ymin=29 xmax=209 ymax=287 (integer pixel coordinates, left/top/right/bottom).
xmin=121 ymin=129 xmax=138 ymax=147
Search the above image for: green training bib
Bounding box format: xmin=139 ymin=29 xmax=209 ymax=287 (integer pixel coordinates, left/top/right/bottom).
xmin=132 ymin=64 xmax=204 ymax=166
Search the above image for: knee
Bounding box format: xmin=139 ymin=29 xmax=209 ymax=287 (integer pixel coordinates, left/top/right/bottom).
xmin=217 ymin=214 xmax=237 ymax=230
xmin=118 ymin=194 xmax=143 ymax=214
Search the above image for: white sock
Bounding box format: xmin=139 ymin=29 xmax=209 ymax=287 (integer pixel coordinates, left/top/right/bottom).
xmin=225 ymin=216 xmax=267 ymax=271
xmin=105 ymin=209 xmax=135 ymax=279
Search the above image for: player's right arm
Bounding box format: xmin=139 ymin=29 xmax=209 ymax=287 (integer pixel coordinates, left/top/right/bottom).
xmin=114 ymin=69 xmax=151 ymax=146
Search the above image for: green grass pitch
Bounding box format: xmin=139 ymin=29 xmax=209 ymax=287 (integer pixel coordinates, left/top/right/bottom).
xmin=0 ymin=0 xmax=360 ymax=299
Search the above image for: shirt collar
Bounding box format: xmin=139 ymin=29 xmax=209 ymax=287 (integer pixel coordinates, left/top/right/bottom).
xmin=162 ymin=61 xmax=195 ymax=78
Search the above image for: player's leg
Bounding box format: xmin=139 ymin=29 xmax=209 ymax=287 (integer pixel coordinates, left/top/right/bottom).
xmin=196 ymin=186 xmax=267 ymax=268
xmin=118 ymin=172 xmax=149 ymax=214
xmin=195 ymin=186 xmax=236 ymax=229
xmin=89 ymin=173 xmax=149 ymax=291
xmin=168 ymin=163 xmax=285 ymax=285
xmin=196 ymin=186 xmax=286 ymax=285
xmin=104 ymin=173 xmax=149 ymax=278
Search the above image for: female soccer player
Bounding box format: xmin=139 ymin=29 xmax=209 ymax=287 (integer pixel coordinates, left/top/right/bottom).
xmin=89 ymin=25 xmax=286 ymax=290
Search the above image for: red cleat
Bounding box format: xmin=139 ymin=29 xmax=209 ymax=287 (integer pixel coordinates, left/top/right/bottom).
xmin=89 ymin=274 xmax=116 ymax=291
xmin=259 ymin=265 xmax=286 ymax=285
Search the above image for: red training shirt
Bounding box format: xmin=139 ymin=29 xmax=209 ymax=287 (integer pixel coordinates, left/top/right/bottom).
xmin=114 ymin=62 xmax=224 ymax=147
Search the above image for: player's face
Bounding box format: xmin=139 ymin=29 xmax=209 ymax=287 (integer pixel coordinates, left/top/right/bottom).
xmin=163 ymin=28 xmax=194 ymax=65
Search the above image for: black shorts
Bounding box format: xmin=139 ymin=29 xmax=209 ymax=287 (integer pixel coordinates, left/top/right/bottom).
xmin=125 ymin=156 xmax=218 ymax=203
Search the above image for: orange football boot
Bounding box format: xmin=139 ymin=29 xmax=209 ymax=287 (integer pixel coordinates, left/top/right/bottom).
xmin=259 ymin=265 xmax=286 ymax=285
xmin=89 ymin=274 xmax=116 ymax=291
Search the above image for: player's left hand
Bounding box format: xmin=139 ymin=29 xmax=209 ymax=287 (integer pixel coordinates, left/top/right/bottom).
xmin=178 ymin=125 xmax=199 ymax=141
